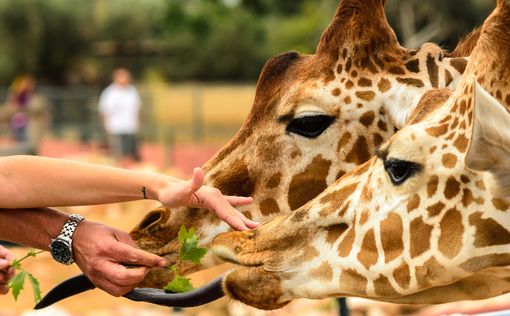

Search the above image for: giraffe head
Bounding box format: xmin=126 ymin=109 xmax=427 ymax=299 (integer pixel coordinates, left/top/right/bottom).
xmin=131 ymin=0 xmax=470 ymax=288
xmin=211 ymin=0 xmax=510 ymax=309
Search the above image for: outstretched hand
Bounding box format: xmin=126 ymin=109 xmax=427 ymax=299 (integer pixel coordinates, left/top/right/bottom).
xmin=0 ymin=245 xmax=15 ymax=295
xmin=158 ymin=168 xmax=259 ymax=231
xmin=72 ymin=221 xmax=167 ymax=297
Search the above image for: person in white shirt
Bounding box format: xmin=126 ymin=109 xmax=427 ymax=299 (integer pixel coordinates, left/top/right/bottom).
xmin=99 ymin=68 xmax=141 ymax=162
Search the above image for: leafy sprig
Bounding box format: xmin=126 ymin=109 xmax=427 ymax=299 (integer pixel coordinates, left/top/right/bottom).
xmin=8 ymin=249 xmax=43 ymax=303
xmin=164 ymin=225 xmax=207 ymax=293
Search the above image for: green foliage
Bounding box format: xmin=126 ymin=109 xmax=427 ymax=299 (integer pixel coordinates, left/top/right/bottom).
xmin=164 ymin=225 xmax=207 ymax=293
xmin=0 ymin=0 xmax=495 ymax=83
xmin=7 ymin=249 xmax=43 ymax=303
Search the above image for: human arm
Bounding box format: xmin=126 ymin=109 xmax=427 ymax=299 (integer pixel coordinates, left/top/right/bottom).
xmin=0 ymin=156 xmax=258 ymax=230
xmin=0 ymin=208 xmax=166 ymax=296
xmin=0 ymin=245 xmax=15 ymax=295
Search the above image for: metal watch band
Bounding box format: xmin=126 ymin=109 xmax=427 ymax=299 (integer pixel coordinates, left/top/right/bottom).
xmin=58 ymin=214 xmax=85 ymax=240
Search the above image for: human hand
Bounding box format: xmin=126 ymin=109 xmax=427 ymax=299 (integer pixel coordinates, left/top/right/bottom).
xmin=72 ymin=221 xmax=167 ymax=297
xmin=158 ymin=167 xmax=259 ymax=231
xmin=0 ymin=245 xmax=15 ymax=295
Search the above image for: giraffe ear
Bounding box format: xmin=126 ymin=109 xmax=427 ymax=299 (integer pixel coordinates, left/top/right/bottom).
xmin=316 ymin=0 xmax=398 ymax=55
xmin=465 ymin=77 xmax=510 ymax=190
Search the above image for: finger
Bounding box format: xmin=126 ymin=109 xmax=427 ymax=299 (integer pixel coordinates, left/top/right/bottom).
xmin=105 ymin=241 xmax=166 ymax=268
xmin=102 ymin=262 xmax=148 ymax=287
xmin=7 ymin=268 xmax=15 ymax=279
xmin=0 ymin=285 xmax=8 ymax=295
xmin=0 ymin=271 xmax=7 ymax=283
xmin=237 ymin=212 xmax=260 ymax=229
xmin=225 ymin=196 xmax=254 ymax=206
xmin=0 ymin=259 xmax=10 ymax=271
xmin=189 ymin=167 xmax=204 ymax=193
xmin=208 ymin=197 xmax=249 ymax=231
xmin=113 ymin=230 xmax=138 ymax=248
xmin=94 ymin=277 xmax=137 ymax=297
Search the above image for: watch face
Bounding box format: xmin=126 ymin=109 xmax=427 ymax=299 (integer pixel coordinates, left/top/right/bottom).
xmin=51 ymin=239 xmax=72 ymax=264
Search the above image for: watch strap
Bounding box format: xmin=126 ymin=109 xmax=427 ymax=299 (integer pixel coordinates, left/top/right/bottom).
xmin=58 ymin=214 xmax=85 ymax=240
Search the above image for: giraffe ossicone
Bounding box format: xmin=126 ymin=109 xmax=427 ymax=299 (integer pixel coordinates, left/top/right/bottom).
xmin=211 ymin=0 xmax=510 ymax=310
xmin=131 ymin=0 xmax=473 ymax=288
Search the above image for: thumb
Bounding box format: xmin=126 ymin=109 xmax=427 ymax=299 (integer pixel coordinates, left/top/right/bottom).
xmin=189 ymin=167 xmax=204 ymax=194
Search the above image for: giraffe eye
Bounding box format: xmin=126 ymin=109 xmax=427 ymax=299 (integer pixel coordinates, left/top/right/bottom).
xmin=384 ymin=159 xmax=422 ymax=185
xmin=286 ymin=115 xmax=336 ymax=138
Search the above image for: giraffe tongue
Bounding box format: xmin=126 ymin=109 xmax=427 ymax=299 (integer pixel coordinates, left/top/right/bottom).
xmin=34 ymin=274 xmax=225 ymax=309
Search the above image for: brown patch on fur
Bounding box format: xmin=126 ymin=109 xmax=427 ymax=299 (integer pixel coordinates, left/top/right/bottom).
xmin=344 ymin=96 xmax=352 ymax=104
xmin=288 ymin=155 xmax=332 ymax=210
xmin=476 ymin=180 xmax=486 ymax=191
xmin=410 ymin=217 xmax=433 ymax=258
xmin=460 ymin=175 xmax=470 ymax=183
xmin=393 ymin=261 xmax=411 ymax=289
xmin=407 ymin=194 xmax=421 ymax=213
xmin=336 ymin=63 xmax=343 ymax=74
xmin=389 ymin=66 xmax=405 ymax=75
xmin=410 ymin=89 xmax=452 ymax=124
xmin=358 ymin=229 xmax=379 ymax=269
xmin=427 ymin=175 xmax=439 ymax=197
xmin=326 ymin=223 xmax=349 ymax=245
xmin=374 ymin=275 xmax=400 ymax=297
xmin=267 ymin=173 xmax=282 ymax=189
xmin=291 ymin=150 xmax=302 ymax=159
xmin=453 ymin=134 xmax=469 ymax=153
xmin=438 ymin=208 xmax=464 ymax=259
xmin=469 ymin=212 xmax=510 ymax=247
xmin=427 ymin=202 xmax=445 ymax=217
xmin=492 ymin=198 xmax=510 ymax=211
xmin=292 ymin=245 xmax=320 ymax=264
xmin=445 ymin=69 xmax=453 ymax=86
xmin=442 ymin=153 xmax=458 ymax=168
xmin=340 ymin=269 xmax=367 ymax=296
xmin=378 ymin=78 xmax=391 ymax=93
xmin=450 ymin=58 xmax=468 ymax=74
xmin=373 ymin=133 xmax=384 ymax=147
xmin=405 ymin=59 xmax=420 ymax=73
xmin=358 ymin=78 xmax=372 ymax=87
xmin=338 ymin=227 xmax=356 ymax=257
xmin=396 ymin=77 xmax=424 ymax=88
xmin=426 ymin=123 xmax=449 ymax=137
xmin=360 ymin=111 xmax=376 ymax=127
xmin=380 ymin=213 xmax=404 ymax=263
xmin=356 ymin=91 xmax=376 ymax=101
xmin=338 ymin=132 xmax=352 ymax=151
xmin=462 ymin=188 xmax=474 ymax=207
xmin=346 ymin=80 xmax=354 ymax=89
xmin=212 ymin=160 xmax=255 ymax=197
xmin=308 ymin=261 xmax=333 ymax=281
xmin=415 ymin=257 xmax=446 ymax=288
xmin=426 ymin=54 xmax=439 ymax=88
xmin=260 ymin=198 xmax=280 ymax=216
xmin=377 ymin=120 xmax=388 ymax=131
xmin=332 ymin=88 xmax=341 ymax=96
xmin=444 ymin=176 xmax=461 ymax=199
xmin=346 ymin=136 xmax=371 ymax=165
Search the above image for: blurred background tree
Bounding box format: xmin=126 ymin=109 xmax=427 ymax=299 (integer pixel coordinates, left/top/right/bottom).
xmin=0 ymin=0 xmax=494 ymax=85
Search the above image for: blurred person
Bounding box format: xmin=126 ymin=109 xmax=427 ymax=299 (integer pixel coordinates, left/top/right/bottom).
xmin=0 ymin=155 xmax=258 ymax=296
xmin=7 ymin=75 xmax=35 ymax=143
xmin=0 ymin=245 xmax=15 ymax=295
xmin=99 ymin=68 xmax=141 ymax=164
xmin=0 ymin=75 xmax=51 ymax=156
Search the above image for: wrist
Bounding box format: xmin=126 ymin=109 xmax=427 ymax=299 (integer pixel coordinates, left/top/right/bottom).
xmin=146 ymin=173 xmax=176 ymax=202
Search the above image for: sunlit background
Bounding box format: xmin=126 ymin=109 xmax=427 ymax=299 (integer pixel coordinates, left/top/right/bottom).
xmin=0 ymin=0 xmax=502 ymax=315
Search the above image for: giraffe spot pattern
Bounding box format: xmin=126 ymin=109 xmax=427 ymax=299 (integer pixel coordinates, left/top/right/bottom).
xmin=450 ymin=58 xmax=468 ymax=74
xmin=426 ymin=123 xmax=448 ymax=137
xmin=469 ymin=212 xmax=510 ymax=247
xmin=260 ymin=198 xmax=280 ymax=216
xmin=438 ymin=208 xmax=464 ymax=259
xmin=427 ymin=202 xmax=445 ymax=217
xmin=359 ymin=111 xmax=376 ymax=127
xmin=492 ymin=198 xmax=509 ymax=211
xmin=442 ymin=153 xmax=458 ymax=168
xmin=389 ymin=66 xmax=405 ymax=75
xmin=460 ymin=253 xmax=510 ymax=272
xmin=406 ymin=194 xmax=421 ymax=212
xmin=338 ymin=227 xmax=356 ymax=257
xmin=337 ymin=132 xmax=352 ymax=152
xmin=266 ymin=172 xmax=282 ymax=189
xmin=319 ymin=183 xmax=358 ymax=215
xmin=378 ymin=78 xmax=391 ymax=93
xmin=404 ymin=59 xmax=420 ymax=73
xmin=374 ymin=275 xmax=400 ymax=297
xmin=445 ymin=69 xmax=453 ymax=86
xmin=355 ymin=91 xmax=376 ymax=101
xmin=358 ymin=78 xmax=372 ymax=87
xmin=332 ymin=88 xmax=341 ymax=96
xmin=444 ymin=176 xmax=461 ymax=199
xmin=396 ymin=77 xmax=425 ymax=88
xmin=380 ymin=213 xmax=404 ymax=263
xmin=426 ymin=53 xmax=439 ymax=88
xmin=288 ymin=155 xmax=332 ymax=210
xmin=415 ymin=257 xmax=446 ymax=288
xmin=326 ymin=223 xmax=349 ymax=245
xmin=358 ymin=229 xmax=379 ymax=269
xmin=410 ymin=217 xmax=433 ymax=258
xmin=345 ymin=136 xmax=371 ymax=165
xmin=344 ymin=96 xmax=352 ymax=104
xmin=426 ymin=175 xmax=439 ymax=197
xmin=393 ymin=261 xmax=411 ymax=289
xmin=308 ymin=261 xmax=333 ymax=281
xmin=339 ymin=269 xmax=367 ymax=296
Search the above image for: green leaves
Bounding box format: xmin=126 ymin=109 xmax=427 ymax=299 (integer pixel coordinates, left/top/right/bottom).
xmin=8 ymin=271 xmax=26 ymax=301
xmin=164 ymin=225 xmax=207 ymax=293
xmin=178 ymin=226 xmax=207 ymax=265
xmin=7 ymin=249 xmax=43 ymax=303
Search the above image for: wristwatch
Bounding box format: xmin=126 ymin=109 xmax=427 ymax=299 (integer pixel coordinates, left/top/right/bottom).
xmin=49 ymin=214 xmax=85 ymax=265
